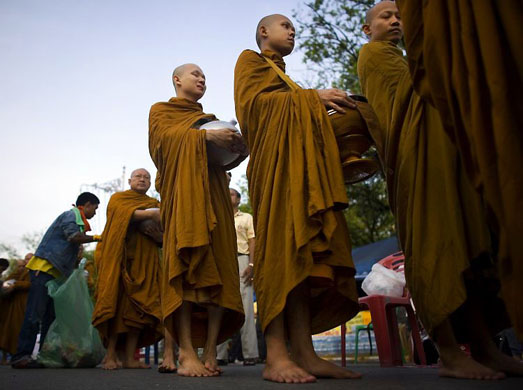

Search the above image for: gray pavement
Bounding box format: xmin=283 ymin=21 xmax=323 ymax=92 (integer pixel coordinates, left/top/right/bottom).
xmin=2 ymin=363 xmax=522 ymax=390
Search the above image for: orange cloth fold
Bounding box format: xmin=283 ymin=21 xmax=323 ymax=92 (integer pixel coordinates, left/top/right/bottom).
xmin=234 ymin=49 xmax=359 ymax=334
xmin=397 ymin=0 xmax=523 ymax=338
xmin=0 ymin=267 xmax=30 ymax=354
xmin=357 ymin=40 xmax=504 ymax=336
xmin=148 ymin=97 xmax=244 ymax=347
xmin=92 ymin=190 xmax=162 ymax=349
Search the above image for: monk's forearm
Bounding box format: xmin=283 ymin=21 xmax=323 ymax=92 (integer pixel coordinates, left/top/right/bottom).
xmin=132 ymin=208 xmax=159 ymax=222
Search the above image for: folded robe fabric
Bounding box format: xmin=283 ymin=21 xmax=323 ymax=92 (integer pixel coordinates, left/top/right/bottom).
xmin=0 ymin=267 xmax=30 ymax=354
xmin=92 ymin=190 xmax=162 ymax=349
xmin=149 ymin=97 xmax=244 ymax=347
xmin=357 ymin=41 xmax=508 ymax=336
xmin=397 ymin=0 xmax=523 ymax=338
xmin=234 ymin=49 xmax=359 ymax=334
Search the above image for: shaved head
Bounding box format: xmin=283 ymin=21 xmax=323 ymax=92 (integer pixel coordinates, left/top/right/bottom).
xmin=129 ymin=168 xmax=151 ymax=194
xmin=172 ymin=63 xmax=198 ymax=89
xmin=365 ymin=1 xmax=397 ymax=23
xmin=256 ymin=14 xmax=290 ymax=48
xmin=131 ymin=168 xmax=150 ymax=178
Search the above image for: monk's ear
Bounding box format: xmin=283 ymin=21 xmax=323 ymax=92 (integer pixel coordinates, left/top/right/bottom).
xmin=362 ymin=24 xmax=372 ymax=39
xmin=260 ymin=25 xmax=269 ymax=42
xmin=173 ymin=75 xmax=181 ymax=89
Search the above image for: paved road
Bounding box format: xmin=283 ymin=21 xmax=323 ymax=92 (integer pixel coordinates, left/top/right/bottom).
xmin=2 ymin=363 xmax=522 ymax=390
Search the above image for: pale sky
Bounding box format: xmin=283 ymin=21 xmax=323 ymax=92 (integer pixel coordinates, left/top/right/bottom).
xmin=0 ymin=0 xmax=311 ymax=256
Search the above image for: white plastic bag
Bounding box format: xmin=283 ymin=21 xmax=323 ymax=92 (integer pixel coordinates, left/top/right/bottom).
xmin=361 ymin=263 xmax=406 ymax=297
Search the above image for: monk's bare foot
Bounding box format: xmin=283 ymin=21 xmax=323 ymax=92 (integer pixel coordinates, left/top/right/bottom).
xmin=178 ymin=351 xmax=214 ymax=377
xmin=200 ymin=348 xmax=222 ymax=376
xmin=473 ymin=346 xmax=523 ymax=377
xmin=263 ymin=359 xmax=316 ymax=383
xmin=158 ymin=354 xmax=177 ymax=373
xmin=202 ymin=357 xmax=222 ymax=376
xmin=102 ymin=356 xmax=119 ymax=370
xmin=122 ymin=358 xmax=151 ymax=369
xmin=293 ymin=353 xmax=362 ymax=379
xmin=439 ymin=348 xmax=504 ymax=380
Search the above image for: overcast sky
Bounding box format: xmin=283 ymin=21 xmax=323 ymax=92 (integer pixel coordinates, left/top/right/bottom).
xmin=0 ymin=0 xmax=314 ymax=256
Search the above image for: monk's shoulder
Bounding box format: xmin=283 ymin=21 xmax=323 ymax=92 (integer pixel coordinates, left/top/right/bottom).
xmin=150 ymin=100 xmax=173 ymax=116
xmin=236 ymin=49 xmax=263 ymax=67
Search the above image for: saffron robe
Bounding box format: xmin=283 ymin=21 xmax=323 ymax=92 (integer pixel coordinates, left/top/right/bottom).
xmin=397 ymin=0 xmax=523 ymax=338
xmin=357 ymin=41 xmax=504 ymax=335
xmin=92 ymin=190 xmax=163 ymax=349
xmin=148 ymin=97 xmax=244 ymax=347
xmin=234 ymin=49 xmax=359 ymax=333
xmin=0 ymin=267 xmax=30 ymax=354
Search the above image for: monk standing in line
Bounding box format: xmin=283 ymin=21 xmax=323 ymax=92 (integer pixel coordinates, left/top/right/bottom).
xmin=0 ymin=253 xmax=33 ymax=363
xmin=149 ymin=63 xmax=246 ymax=377
xmin=358 ymin=1 xmax=522 ymax=380
xmin=234 ymin=14 xmax=362 ymax=383
xmin=395 ymin=0 xmax=523 ymax=344
xmin=92 ymin=168 xmax=163 ymax=370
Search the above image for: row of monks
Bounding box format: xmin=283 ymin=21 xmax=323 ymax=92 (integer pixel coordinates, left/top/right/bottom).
xmin=2 ymin=1 xmax=522 ymax=382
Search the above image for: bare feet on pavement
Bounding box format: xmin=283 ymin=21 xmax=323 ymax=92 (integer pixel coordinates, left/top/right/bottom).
xmin=439 ymin=348 xmax=504 ymax=380
xmin=177 ymin=350 xmax=217 ymax=377
xmin=263 ymin=359 xmax=316 ymax=383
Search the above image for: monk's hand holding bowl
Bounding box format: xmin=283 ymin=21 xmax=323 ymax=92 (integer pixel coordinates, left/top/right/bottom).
xmin=206 ymin=128 xmax=245 ymax=153
xmin=317 ymin=88 xmax=357 ymax=114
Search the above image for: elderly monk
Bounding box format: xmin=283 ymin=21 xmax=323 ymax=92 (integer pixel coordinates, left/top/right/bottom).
xmin=92 ymin=168 xmax=163 ymax=370
xmin=234 ymin=14 xmax=363 ymax=383
xmin=0 ymin=253 xmax=32 ymax=363
xmin=395 ymin=0 xmax=523 ymax=342
xmin=358 ymin=1 xmax=522 ymax=380
xmin=149 ymin=63 xmax=246 ymax=377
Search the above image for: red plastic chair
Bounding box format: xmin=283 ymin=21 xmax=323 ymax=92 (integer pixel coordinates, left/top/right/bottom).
xmin=341 ymin=252 xmax=426 ymax=367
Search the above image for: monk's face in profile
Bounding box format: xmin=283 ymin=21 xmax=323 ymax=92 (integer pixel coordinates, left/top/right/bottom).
xmin=261 ymin=15 xmax=295 ymax=56
xmin=129 ymin=169 xmax=151 ymax=195
xmin=174 ymin=64 xmax=206 ymax=102
xmin=82 ymin=201 xmax=99 ymax=219
xmin=362 ymin=1 xmax=403 ymax=44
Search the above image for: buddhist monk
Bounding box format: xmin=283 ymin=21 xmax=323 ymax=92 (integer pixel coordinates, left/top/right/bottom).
xmin=92 ymin=168 xmax=163 ymax=370
xmin=395 ymin=0 xmax=523 ymax=342
xmin=358 ymin=1 xmax=522 ymax=379
xmin=234 ymin=14 xmax=363 ymax=383
xmin=148 ymin=63 xmax=246 ymax=377
xmin=0 ymin=253 xmax=32 ymax=363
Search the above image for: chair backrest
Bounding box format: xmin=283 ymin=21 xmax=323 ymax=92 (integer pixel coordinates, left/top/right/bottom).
xmin=378 ymin=252 xmax=405 ymax=273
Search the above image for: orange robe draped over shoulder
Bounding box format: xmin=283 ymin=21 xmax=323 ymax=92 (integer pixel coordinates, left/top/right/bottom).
xmin=0 ymin=267 xmax=30 ymax=354
xmin=357 ymin=41 xmax=501 ymax=335
xmin=148 ymin=97 xmax=244 ymax=347
xmin=397 ymin=0 xmax=523 ymax=338
xmin=92 ymin=190 xmax=162 ymax=349
xmin=234 ymin=49 xmax=359 ymax=333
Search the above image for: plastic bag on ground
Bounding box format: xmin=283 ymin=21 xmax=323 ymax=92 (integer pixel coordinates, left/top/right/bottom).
xmin=37 ymin=267 xmax=105 ymax=368
xmin=361 ymin=263 xmax=406 ymax=297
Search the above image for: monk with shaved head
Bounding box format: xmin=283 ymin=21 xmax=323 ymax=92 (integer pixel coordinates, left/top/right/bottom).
xmin=149 ymin=63 xmax=246 ymax=377
xmin=234 ymin=14 xmax=363 ymax=383
xmin=358 ymin=0 xmax=522 ymax=380
xmin=93 ymin=168 xmax=163 ymax=370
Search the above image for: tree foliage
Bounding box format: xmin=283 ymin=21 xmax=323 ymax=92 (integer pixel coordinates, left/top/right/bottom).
xmin=294 ymin=0 xmax=396 ymax=247
xmin=293 ymin=0 xmax=374 ymax=93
